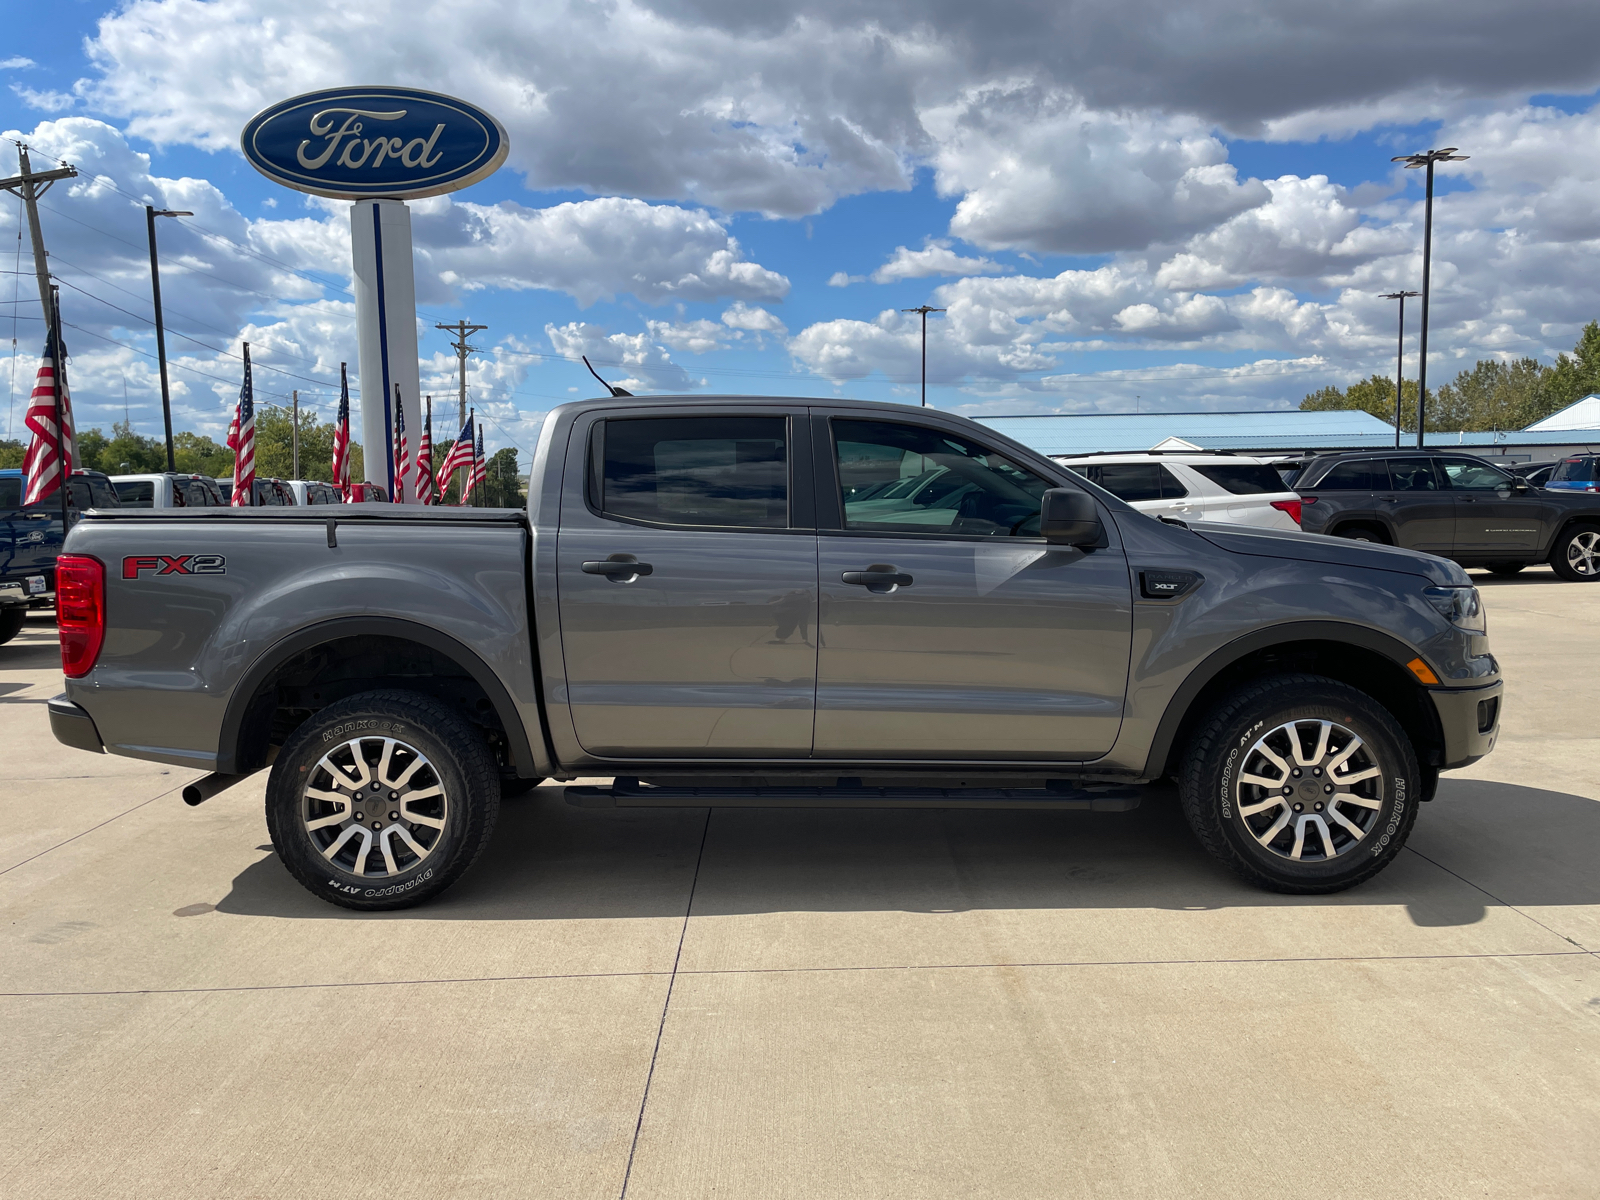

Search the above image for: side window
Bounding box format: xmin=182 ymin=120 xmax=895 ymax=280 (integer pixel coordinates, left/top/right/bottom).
xmin=114 ymin=480 xmax=155 ymax=508
xmin=1192 ymin=463 xmax=1289 ymax=495
xmin=1092 ymin=463 xmax=1164 ymax=503
xmin=1387 ymin=458 xmax=1440 ymax=491
xmin=832 ymin=418 xmax=1050 ymax=537
xmin=599 ymin=415 xmax=788 ymax=528
xmin=1315 ymin=461 xmax=1388 ymax=490
xmin=1156 ymin=464 xmax=1188 ymax=498
xmin=1439 ymin=458 xmax=1512 ymax=491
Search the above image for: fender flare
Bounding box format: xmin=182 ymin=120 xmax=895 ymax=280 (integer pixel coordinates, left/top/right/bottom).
xmin=217 ymin=616 xmax=538 ymax=777
xmin=1324 ymin=514 xmax=1396 ymax=544
xmin=1141 ymin=619 xmax=1435 ymax=779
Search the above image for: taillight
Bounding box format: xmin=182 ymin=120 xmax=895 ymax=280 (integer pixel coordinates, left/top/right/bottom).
xmin=56 ymin=554 xmax=105 ymax=678
xmin=1270 ymin=499 xmax=1303 ymax=525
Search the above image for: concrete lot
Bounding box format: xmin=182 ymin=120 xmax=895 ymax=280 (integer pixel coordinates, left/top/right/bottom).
xmin=2 ymin=567 xmax=1598 ymax=1198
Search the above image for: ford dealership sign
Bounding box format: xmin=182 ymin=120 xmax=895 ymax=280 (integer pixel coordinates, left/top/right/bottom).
xmin=241 ymin=86 xmax=508 ymax=200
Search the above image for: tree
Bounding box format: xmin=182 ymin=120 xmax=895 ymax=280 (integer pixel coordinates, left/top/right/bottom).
xmin=0 ymin=438 xmax=22 ymax=470
xmin=477 ymin=447 xmax=523 ymax=507
xmin=1302 ymin=319 xmax=1600 ymax=431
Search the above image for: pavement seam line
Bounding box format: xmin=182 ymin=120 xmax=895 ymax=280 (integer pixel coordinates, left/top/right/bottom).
xmin=618 ymin=807 xmax=713 ymax=1200
xmin=0 ymin=785 xmax=184 ymax=878
xmin=6 ymin=949 xmax=1588 ymax=999
xmin=1404 ymin=844 xmax=1598 ymax=958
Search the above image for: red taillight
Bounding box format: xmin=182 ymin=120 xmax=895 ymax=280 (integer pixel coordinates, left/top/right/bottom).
xmin=56 ymin=554 xmax=105 ymax=678
xmin=1270 ymin=499 xmax=1303 ymax=525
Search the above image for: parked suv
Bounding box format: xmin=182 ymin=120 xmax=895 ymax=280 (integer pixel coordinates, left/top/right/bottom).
xmin=287 ymin=480 xmax=344 ymax=505
xmin=111 ymin=473 xmax=226 ymax=508
xmin=1545 ymin=455 xmax=1600 ymax=494
xmin=1056 ymin=453 xmax=1304 ymax=530
xmin=1295 ymin=450 xmax=1600 ymax=580
xmin=212 ymin=477 xmax=298 ymax=505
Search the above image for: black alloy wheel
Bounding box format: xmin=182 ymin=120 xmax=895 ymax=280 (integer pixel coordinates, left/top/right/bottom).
xmin=1178 ymin=674 xmax=1419 ymax=893
xmin=1550 ymin=524 xmax=1600 ymax=582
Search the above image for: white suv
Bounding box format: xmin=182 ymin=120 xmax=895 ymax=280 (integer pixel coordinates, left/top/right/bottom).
xmin=1055 ymin=453 xmax=1304 ymax=531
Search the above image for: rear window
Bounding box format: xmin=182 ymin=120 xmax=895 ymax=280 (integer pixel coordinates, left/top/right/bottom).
xmin=1387 ymin=458 xmax=1440 ymax=491
xmin=115 ymin=480 xmax=156 ymax=507
xmin=69 ymin=477 xmax=120 ymax=508
xmin=601 ymin=415 xmax=789 ymax=528
xmin=1311 ymin=460 xmax=1389 ymax=490
xmin=1084 ymin=462 xmax=1187 ymax=502
xmin=0 ymin=478 xmax=24 ymax=509
xmin=1552 ymin=457 xmax=1599 ymax=483
xmin=1191 ymin=464 xmax=1290 ymax=495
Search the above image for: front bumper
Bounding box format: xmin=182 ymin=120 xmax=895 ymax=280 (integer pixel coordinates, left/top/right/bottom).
xmin=48 ymin=696 xmax=105 ymax=755
xmin=1430 ymin=680 xmax=1502 ymax=770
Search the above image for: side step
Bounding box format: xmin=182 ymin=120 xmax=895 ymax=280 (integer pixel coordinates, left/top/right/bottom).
xmin=565 ymin=777 xmax=1144 ymax=811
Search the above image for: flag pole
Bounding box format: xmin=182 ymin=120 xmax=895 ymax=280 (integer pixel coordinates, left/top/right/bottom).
xmin=51 ymin=286 xmax=69 ymax=535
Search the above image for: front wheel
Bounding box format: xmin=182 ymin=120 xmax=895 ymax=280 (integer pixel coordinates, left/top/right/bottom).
xmin=1178 ymin=674 xmax=1419 ymax=893
xmin=1549 ymin=524 xmax=1600 ymax=582
xmin=0 ymin=607 xmax=26 ymax=646
xmin=265 ymin=689 xmax=501 ymax=910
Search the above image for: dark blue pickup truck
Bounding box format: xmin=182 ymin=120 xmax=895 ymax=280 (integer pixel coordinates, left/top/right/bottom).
xmin=0 ymin=467 xmax=120 ymax=644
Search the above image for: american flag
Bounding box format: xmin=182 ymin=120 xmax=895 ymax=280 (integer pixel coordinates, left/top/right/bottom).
xmin=468 ymin=423 xmax=488 ymax=502
xmin=415 ymin=397 xmax=436 ymax=505
xmin=229 ymin=344 xmax=255 ymax=506
xmin=332 ymin=362 xmax=352 ymax=501
xmin=22 ymin=327 xmax=76 ymax=506
xmin=437 ymin=408 xmax=474 ymax=501
xmin=391 ymin=386 xmax=410 ymax=504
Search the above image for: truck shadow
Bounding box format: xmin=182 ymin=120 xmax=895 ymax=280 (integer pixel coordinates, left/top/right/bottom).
xmin=214 ymin=777 xmax=1600 ymax=928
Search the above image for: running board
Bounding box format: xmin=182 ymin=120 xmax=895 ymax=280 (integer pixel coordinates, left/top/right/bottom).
xmin=565 ymin=777 xmax=1144 ymax=811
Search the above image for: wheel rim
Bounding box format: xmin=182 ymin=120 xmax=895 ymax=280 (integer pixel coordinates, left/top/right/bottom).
xmin=1233 ymin=719 xmax=1384 ymax=862
xmin=1566 ymin=531 xmax=1600 ymax=576
xmin=302 ymin=736 xmax=449 ymax=877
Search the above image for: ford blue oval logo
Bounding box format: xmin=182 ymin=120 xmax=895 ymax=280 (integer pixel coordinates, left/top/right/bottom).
xmin=241 ymin=86 xmax=509 ymax=200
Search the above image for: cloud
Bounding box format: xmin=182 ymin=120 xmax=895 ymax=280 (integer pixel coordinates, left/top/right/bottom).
xmin=11 ymin=85 xmax=76 ymax=112
xmin=545 ymin=322 xmax=699 ymax=393
xmin=870 ymin=238 xmax=1009 ymax=283
xmin=645 ymin=318 xmax=730 ymax=354
xmin=1 ymin=56 xmax=37 ymax=70
xmin=720 ymin=301 xmax=787 ymax=334
xmin=828 ymin=272 xmax=864 ymax=287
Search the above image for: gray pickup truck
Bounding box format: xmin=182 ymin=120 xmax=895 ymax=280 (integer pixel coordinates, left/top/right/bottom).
xmin=47 ymin=396 xmax=1502 ymax=909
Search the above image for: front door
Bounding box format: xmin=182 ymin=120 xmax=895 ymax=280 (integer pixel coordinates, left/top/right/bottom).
xmin=1437 ymin=456 xmax=1544 ymax=556
xmin=556 ymin=410 xmax=818 ymax=759
xmin=814 ymin=415 xmax=1133 ymax=760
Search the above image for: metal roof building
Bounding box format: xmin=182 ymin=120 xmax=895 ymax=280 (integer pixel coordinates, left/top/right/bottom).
xmin=974 ymin=410 xmax=1398 ymax=457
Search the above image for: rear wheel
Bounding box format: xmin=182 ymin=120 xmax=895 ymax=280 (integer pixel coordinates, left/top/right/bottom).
xmin=0 ymin=607 xmax=26 ymax=646
xmin=1178 ymin=674 xmax=1419 ymax=893
xmin=1550 ymin=524 xmax=1600 ymax=582
xmin=1334 ymin=523 xmax=1391 ymax=545
xmin=1485 ymin=562 xmax=1526 ymax=576
xmin=265 ymin=689 xmax=501 ymax=910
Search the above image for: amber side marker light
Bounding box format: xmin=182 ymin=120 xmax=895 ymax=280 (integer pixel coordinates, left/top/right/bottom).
xmin=1406 ymin=657 xmax=1440 ymax=685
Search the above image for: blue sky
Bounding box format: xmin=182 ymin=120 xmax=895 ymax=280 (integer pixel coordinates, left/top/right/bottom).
xmin=5 ymin=0 xmax=1599 ymax=468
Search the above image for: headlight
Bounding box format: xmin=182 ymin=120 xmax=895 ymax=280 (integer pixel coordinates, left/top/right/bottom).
xmin=1423 ymin=585 xmax=1486 ymax=634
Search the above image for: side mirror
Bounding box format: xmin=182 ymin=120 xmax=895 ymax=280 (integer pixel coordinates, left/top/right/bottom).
xmin=1040 ymin=488 xmax=1103 ymax=547
xmin=1511 ymin=479 xmax=1529 ymax=493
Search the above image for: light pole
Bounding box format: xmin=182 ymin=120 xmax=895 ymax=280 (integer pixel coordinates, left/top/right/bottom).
xmin=145 ymin=206 xmax=192 ymax=472
xmin=900 ymin=305 xmax=945 ymax=406
xmin=1379 ymin=290 xmax=1419 ymax=448
xmin=1390 ymin=148 xmax=1468 ymax=448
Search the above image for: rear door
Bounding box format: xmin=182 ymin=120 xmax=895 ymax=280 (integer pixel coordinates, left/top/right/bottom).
xmin=1384 ymin=457 xmax=1453 ymax=553
xmin=814 ymin=414 xmax=1132 ymax=760
xmin=556 ymin=407 xmax=819 ymax=758
xmin=1438 ymin=456 xmax=1545 ymax=556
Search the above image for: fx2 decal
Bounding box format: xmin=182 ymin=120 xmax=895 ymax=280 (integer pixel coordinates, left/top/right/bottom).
xmin=122 ymin=554 xmax=227 ymax=579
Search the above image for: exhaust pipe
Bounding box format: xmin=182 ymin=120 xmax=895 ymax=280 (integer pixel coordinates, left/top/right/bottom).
xmin=182 ymin=772 xmax=253 ymax=807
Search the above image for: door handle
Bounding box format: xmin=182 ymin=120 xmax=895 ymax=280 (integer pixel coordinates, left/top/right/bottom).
xmin=841 ymin=566 xmax=913 ymax=589
xmin=581 ymin=554 xmax=653 ymax=579
xmin=1377 ymin=495 xmax=1396 ymax=503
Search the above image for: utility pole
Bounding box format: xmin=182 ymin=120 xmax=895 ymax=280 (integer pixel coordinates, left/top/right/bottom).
xmin=145 ymin=204 xmax=191 ymax=472
xmin=0 ymin=144 xmax=77 ymax=334
xmin=1380 ymin=290 xmax=1419 ymax=448
xmin=435 ymin=319 xmax=486 ymax=499
xmin=291 ymin=390 xmax=299 ymax=480
xmin=1391 ymin=147 xmax=1468 ymax=448
xmin=900 ymin=305 xmax=945 ymax=406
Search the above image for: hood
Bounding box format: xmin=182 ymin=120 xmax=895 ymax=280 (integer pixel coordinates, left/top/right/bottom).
xmin=1190 ymin=522 xmax=1470 ymax=586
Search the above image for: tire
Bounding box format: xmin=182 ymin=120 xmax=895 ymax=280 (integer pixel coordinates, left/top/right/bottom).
xmin=499 ymin=775 xmax=546 ymax=798
xmin=1549 ymin=524 xmax=1600 ymax=582
xmin=0 ymin=607 xmax=26 ymax=646
xmin=1178 ymin=674 xmax=1420 ymax=894
xmin=1333 ymin=523 xmax=1391 ymax=545
xmin=1485 ymin=562 xmax=1526 ymax=576
xmin=265 ymin=689 xmax=501 ymax=910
